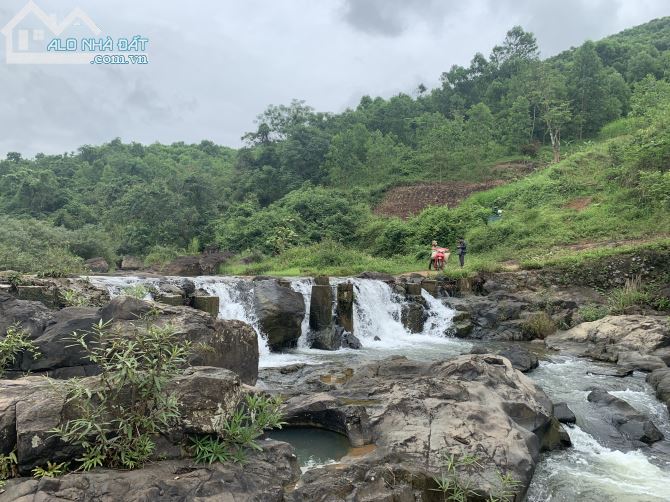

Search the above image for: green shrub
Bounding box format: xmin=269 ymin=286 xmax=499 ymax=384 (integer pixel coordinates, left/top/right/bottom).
xmin=521 ymin=312 xmax=557 ymax=339
xmin=52 ymin=318 xmax=191 ymax=470
xmin=60 ymin=289 xmax=90 ymax=307
xmin=607 ymin=276 xmax=651 ymax=314
xmin=432 ymin=452 xmax=520 ymax=502
xmin=0 ymin=216 xmax=85 ymax=276
xmin=577 ymin=304 xmax=609 ymax=322
xmin=191 ymin=393 xmax=285 ymax=465
xmin=0 ymin=324 xmax=40 ymax=377
xmin=0 ymin=450 xmax=18 ymax=488
xmin=121 ymin=284 xmax=150 ymax=299
xmin=32 ymin=461 xmax=68 ymax=479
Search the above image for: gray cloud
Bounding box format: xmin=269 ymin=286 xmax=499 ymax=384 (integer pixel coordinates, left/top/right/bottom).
xmin=0 ymin=0 xmax=668 ymax=157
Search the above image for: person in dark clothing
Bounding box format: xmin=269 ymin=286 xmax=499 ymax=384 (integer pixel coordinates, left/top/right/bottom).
xmin=457 ymin=238 xmax=467 ymax=267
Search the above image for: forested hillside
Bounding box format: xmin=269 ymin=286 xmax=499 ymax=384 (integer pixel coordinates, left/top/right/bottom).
xmin=2 ymin=18 xmax=670 ymax=276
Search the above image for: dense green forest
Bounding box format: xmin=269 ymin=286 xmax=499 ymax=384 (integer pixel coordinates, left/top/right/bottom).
xmin=2 ymin=18 xmax=670 ymax=276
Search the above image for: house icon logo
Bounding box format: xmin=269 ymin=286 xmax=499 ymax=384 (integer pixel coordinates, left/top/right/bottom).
xmin=1 ymin=1 xmax=101 ymax=64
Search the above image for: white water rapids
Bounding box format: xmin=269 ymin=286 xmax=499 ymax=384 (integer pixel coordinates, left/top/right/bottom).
xmin=87 ymin=275 xmax=670 ymax=500
xmin=88 ymin=275 xmax=469 ymax=367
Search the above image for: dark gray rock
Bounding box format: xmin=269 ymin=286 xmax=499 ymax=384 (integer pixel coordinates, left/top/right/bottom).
xmin=163 ymin=311 xmax=259 ymax=385
xmin=647 ymin=368 xmax=670 ymax=411
xmin=100 ymin=296 xmax=153 ymax=322
xmin=168 ymin=366 xmax=243 ymax=434
xmin=336 ymin=282 xmax=354 ymax=334
xmin=553 ymin=402 xmax=576 ymax=424
xmin=400 ymin=301 xmax=426 ymax=333
xmin=309 ymin=284 xmax=333 ymax=332
xmin=19 ymin=307 xmax=101 ymax=375
xmin=449 ymin=320 xmax=473 ymax=338
xmin=181 ymin=279 xmax=196 ymax=297
xmin=0 ymin=294 xmax=53 ymax=339
xmin=253 ymin=280 xmax=305 ymax=351
xmin=498 ymin=345 xmax=539 ymax=373
xmin=341 ymin=330 xmax=362 ymax=349
xmin=310 ymin=327 xmax=342 ymax=351
xmin=587 ymin=389 xmax=663 ymax=444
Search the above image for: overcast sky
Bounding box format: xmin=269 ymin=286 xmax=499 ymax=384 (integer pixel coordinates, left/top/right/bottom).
xmin=1 ymin=0 xmax=668 ymax=157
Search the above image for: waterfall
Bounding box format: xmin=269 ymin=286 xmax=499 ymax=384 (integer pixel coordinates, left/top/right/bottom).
xmin=288 ymin=278 xmax=314 ymax=348
xmin=349 ymin=278 xmax=407 ymax=345
xmin=86 ymin=275 xmax=468 ymax=364
xmin=192 ymin=277 xmax=272 ymax=357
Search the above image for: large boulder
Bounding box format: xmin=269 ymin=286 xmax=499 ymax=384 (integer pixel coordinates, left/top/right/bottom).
xmin=3 ymin=442 xmax=299 ymax=502
xmin=0 ymin=294 xmax=54 ymax=338
xmin=400 ymin=301 xmax=427 ymax=333
xmin=18 ymin=307 xmax=102 ymax=378
xmin=182 ymin=318 xmax=259 ymax=385
xmin=0 ymin=366 xmax=260 ymax=475
xmin=546 ymin=315 xmax=670 ymax=362
xmin=253 ymin=280 xmax=305 ymax=351
xmin=647 ymin=368 xmax=670 ymax=411
xmin=0 ymin=377 xmax=81 ymax=474
xmin=84 ymin=257 xmax=109 ymax=273
xmin=498 ymin=345 xmax=539 ymax=373
xmin=553 ymin=402 xmax=576 ymax=424
xmin=276 ymin=354 xmax=565 ymax=500
xmin=587 ymin=389 xmax=663 ymax=445
xmin=158 ymin=255 xmax=202 ymax=276
xmin=7 ymin=297 xmax=259 ymax=385
xmin=168 ymin=367 xmax=243 ymax=434
xmin=99 ymin=296 xmax=153 ymax=322
xmin=616 ymin=351 xmax=667 ymax=373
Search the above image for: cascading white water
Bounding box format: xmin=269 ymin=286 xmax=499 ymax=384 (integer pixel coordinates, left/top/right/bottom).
xmin=347 ymin=278 xmax=462 ymax=349
xmin=526 ymin=356 xmax=670 ymax=501
xmin=350 ymin=278 xmax=407 ymax=345
xmin=87 ymin=275 xmax=159 ymax=299
xmin=86 ymin=275 xmax=470 ymax=364
xmin=421 ymin=288 xmax=456 ymax=338
xmin=288 ymin=278 xmax=314 ymax=349
xmin=191 ymin=277 xmax=272 ymax=358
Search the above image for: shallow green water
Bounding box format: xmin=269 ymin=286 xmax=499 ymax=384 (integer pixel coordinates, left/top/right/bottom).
xmin=266 ymin=427 xmax=350 ymax=472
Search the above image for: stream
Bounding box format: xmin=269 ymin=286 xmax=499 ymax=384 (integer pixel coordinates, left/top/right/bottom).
xmin=89 ymin=275 xmax=670 ymax=501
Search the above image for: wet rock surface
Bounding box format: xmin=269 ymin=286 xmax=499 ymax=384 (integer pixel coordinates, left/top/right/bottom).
xmin=587 ymin=388 xmax=664 ymax=445
xmin=253 ymin=280 xmax=305 ymax=351
xmin=648 ymin=368 xmax=670 ymax=411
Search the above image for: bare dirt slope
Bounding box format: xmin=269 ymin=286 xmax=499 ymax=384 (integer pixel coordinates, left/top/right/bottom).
xmin=374 ymin=180 xmax=505 ymax=219
xmin=374 ymin=161 xmax=537 ymax=219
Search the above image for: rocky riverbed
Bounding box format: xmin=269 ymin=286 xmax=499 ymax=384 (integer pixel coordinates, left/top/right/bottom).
xmin=0 ymin=267 xmax=668 ymax=501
